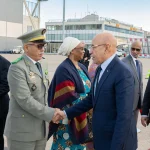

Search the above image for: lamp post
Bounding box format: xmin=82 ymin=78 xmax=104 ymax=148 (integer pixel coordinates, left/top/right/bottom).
xmin=38 ymin=0 xmax=48 ymax=28
xmin=62 ymin=0 xmax=65 ymax=40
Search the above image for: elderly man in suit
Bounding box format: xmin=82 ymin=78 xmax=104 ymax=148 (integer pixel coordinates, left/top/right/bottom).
xmin=122 ymin=41 xmax=143 ymax=133
xmin=4 ymin=29 xmax=61 ymax=150
xmin=54 ymin=33 xmax=137 ymax=150
xmin=0 ymin=56 xmax=10 ymax=150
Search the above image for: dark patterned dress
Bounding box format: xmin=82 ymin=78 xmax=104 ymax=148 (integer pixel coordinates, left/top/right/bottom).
xmin=50 ymin=69 xmax=91 ymax=150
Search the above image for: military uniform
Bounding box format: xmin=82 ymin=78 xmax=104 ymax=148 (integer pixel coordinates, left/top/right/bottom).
xmin=4 ymin=29 xmax=55 ymax=150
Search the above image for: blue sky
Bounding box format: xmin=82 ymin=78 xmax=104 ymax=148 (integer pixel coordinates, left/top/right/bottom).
xmin=37 ymin=0 xmax=150 ymax=31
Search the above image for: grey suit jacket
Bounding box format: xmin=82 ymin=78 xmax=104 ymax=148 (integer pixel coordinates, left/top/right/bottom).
xmin=122 ymin=55 xmax=143 ymax=110
xmin=4 ymin=54 xmax=55 ymax=141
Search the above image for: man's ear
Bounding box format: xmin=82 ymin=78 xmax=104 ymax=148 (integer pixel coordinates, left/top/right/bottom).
xmin=23 ymin=44 xmax=28 ymax=53
xmin=105 ymin=44 xmax=111 ymax=53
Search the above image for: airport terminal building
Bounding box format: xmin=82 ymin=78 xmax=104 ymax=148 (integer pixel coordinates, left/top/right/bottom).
xmin=45 ymin=14 xmax=145 ymax=53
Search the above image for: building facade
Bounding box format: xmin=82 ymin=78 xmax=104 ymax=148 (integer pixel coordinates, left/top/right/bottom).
xmin=0 ymin=0 xmax=23 ymax=50
xmin=45 ymin=14 xmax=144 ymax=53
xmin=0 ymin=0 xmax=40 ymax=51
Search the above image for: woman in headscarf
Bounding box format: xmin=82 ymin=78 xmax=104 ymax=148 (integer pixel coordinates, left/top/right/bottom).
xmin=48 ymin=37 xmax=92 ymax=150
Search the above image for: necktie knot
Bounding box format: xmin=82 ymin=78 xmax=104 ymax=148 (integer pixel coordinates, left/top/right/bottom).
xmin=135 ymin=59 xmax=139 ymax=64
xmin=35 ymin=62 xmax=43 ymax=76
xmin=96 ymin=66 xmax=102 ymax=76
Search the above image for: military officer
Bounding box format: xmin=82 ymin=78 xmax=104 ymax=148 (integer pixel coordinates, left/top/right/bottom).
xmin=4 ymin=28 xmax=60 ymax=150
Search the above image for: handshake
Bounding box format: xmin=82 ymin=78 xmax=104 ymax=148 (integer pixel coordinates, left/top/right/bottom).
xmin=52 ymin=108 xmax=66 ymax=124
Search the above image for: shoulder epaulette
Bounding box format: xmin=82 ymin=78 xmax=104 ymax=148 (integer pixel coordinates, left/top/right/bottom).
xmin=11 ymin=56 xmax=23 ymax=64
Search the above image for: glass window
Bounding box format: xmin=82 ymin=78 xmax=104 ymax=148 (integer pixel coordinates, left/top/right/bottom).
xmin=56 ymin=25 xmax=62 ymax=30
xmin=105 ymin=25 xmax=143 ymax=36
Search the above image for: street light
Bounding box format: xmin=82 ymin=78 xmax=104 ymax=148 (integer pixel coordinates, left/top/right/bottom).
xmin=62 ymin=0 xmax=65 ymax=40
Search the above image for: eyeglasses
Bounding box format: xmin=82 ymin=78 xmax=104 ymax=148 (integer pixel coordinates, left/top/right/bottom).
xmin=74 ymin=47 xmax=84 ymax=51
xmin=89 ymin=44 xmax=106 ymax=49
xmin=131 ymin=48 xmax=141 ymax=52
xmin=27 ymin=43 xmax=46 ymax=49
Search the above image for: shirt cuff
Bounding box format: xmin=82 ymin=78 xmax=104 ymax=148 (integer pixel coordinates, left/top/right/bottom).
xmin=141 ymin=115 xmax=148 ymax=117
xmin=63 ymin=110 xmax=68 ymax=118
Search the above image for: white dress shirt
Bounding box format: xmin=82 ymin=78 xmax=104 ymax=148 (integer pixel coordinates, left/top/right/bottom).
xmin=98 ymin=53 xmax=116 ymax=82
xmin=130 ymin=54 xmax=137 ymax=68
xmin=26 ymin=55 xmax=37 ymax=64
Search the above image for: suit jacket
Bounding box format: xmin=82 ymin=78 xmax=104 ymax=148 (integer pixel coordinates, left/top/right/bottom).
xmin=0 ymin=55 xmax=10 ymax=118
xmin=122 ymin=55 xmax=143 ymax=110
xmin=141 ymin=78 xmax=150 ymax=116
xmin=4 ymin=54 xmax=55 ymax=142
xmin=65 ymin=56 xmax=137 ymax=150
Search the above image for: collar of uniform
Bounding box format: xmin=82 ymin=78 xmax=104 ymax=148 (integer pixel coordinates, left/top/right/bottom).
xmin=25 ymin=54 xmax=39 ymax=64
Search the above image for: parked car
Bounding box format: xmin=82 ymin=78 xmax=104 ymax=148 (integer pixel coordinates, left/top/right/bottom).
xmin=12 ymin=46 xmax=24 ymax=54
xmin=117 ymin=49 xmax=127 ymax=57
xmin=0 ymin=50 xmax=13 ymax=54
xmin=116 ymin=50 xmax=122 ymax=57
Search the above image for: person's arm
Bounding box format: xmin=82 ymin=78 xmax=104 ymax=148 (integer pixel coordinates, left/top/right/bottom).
xmin=110 ymin=73 xmax=134 ymax=150
xmin=142 ymin=78 xmax=150 ymax=115
xmin=8 ymin=64 xmax=55 ymax=122
xmin=141 ymin=78 xmax=150 ymax=126
xmin=0 ymin=57 xmax=10 ymax=96
xmin=65 ymin=92 xmax=93 ymax=119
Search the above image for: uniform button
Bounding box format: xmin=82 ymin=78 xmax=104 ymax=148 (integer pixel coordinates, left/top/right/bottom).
xmin=45 ymin=92 xmax=47 ymax=94
xmin=22 ymin=115 xmax=25 ymax=118
xmin=45 ymin=103 xmax=48 ymax=105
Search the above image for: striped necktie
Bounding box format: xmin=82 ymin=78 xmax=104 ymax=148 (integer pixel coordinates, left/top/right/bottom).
xmin=94 ymin=66 xmax=102 ymax=95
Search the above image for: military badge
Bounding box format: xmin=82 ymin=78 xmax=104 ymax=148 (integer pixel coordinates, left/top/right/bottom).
xmin=29 ymin=72 xmax=36 ymax=79
xmin=29 ymin=72 xmax=35 ymax=76
xmin=31 ymin=84 xmax=37 ymax=91
xmin=45 ymin=69 xmax=48 ymax=75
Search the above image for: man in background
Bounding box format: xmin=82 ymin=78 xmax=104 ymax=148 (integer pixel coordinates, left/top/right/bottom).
xmin=79 ymin=48 xmax=91 ymax=69
xmin=122 ymin=41 xmax=143 ymax=133
xmin=0 ymin=56 xmax=10 ymax=150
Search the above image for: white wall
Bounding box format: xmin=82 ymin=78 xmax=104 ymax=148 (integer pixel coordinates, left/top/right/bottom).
xmin=23 ymin=16 xmax=39 ymax=33
xmin=0 ymin=21 xmax=6 ymax=37
xmin=7 ymin=22 xmax=22 ymax=37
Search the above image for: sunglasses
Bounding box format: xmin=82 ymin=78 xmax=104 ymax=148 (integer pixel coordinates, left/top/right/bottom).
xmin=131 ymin=48 xmax=141 ymax=52
xmin=27 ymin=43 xmax=46 ymax=49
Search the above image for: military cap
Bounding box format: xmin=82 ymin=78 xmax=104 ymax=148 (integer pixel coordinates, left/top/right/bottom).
xmin=17 ymin=28 xmax=47 ymax=44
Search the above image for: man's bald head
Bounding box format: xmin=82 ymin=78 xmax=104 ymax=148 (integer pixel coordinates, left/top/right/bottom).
xmin=94 ymin=33 xmax=117 ymax=52
xmin=91 ymin=32 xmax=117 ymax=65
xmin=130 ymin=41 xmax=142 ymax=58
xmin=131 ymin=41 xmax=142 ymax=50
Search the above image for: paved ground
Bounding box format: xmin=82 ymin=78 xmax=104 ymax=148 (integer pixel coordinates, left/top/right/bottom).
xmin=2 ymin=54 xmax=150 ymax=150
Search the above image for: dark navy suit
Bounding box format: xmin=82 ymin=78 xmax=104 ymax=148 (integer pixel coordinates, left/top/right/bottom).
xmin=0 ymin=55 xmax=10 ymax=150
xmin=65 ymin=56 xmax=137 ymax=150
